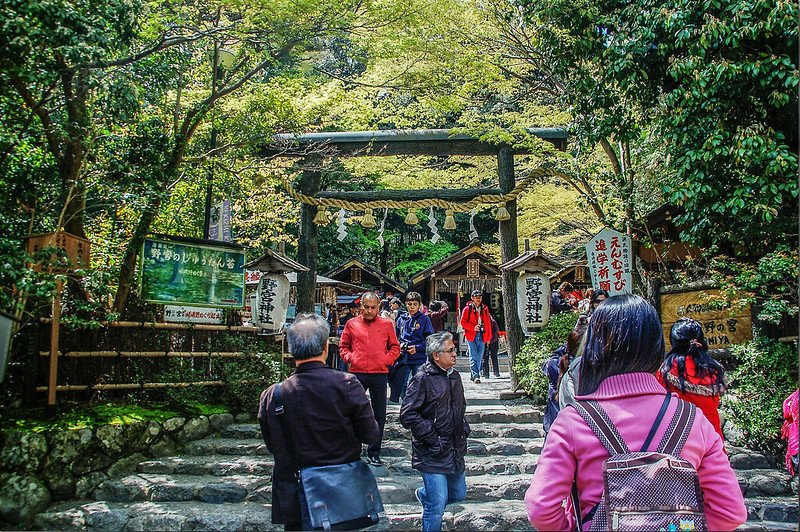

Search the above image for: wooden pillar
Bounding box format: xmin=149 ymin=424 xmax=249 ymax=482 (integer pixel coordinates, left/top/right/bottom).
xmin=498 ymin=147 xmax=523 ymax=386
xmin=47 ymin=277 xmax=63 ymax=409
xmin=296 ymin=156 xmax=321 ymax=313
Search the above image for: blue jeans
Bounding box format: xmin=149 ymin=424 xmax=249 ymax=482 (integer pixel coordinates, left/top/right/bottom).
xmin=467 ymin=337 xmax=485 ymax=379
xmin=419 ymin=471 xmax=466 ymax=532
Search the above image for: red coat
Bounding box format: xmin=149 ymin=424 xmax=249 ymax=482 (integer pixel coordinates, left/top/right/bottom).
xmin=340 ymin=315 xmax=400 ymax=374
xmin=459 ymin=303 xmax=493 ymax=343
xmin=657 ymin=357 xmax=725 ymax=442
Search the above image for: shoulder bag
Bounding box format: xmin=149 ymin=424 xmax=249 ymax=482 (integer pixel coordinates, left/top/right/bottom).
xmin=273 ymin=381 xmax=383 ymax=530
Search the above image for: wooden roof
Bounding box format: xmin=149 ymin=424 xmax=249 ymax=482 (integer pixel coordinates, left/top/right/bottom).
xmin=325 ymin=257 xmax=405 ymax=294
xmin=244 ymin=248 xmax=308 ymax=273
xmin=410 ymin=242 xmax=501 ymax=288
xmin=499 ymin=248 xmax=564 ymax=272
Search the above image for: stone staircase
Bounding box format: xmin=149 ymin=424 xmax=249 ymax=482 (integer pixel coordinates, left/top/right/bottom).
xmin=36 ymin=375 xmax=798 ymax=531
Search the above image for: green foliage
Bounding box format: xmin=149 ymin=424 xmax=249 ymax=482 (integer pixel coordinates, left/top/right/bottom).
xmin=709 ymin=247 xmax=799 ymax=324
xmin=389 ymin=240 xmax=457 ymax=279
xmin=514 ymin=312 xmax=578 ymax=399
xmin=723 ymin=338 xmax=799 ymax=456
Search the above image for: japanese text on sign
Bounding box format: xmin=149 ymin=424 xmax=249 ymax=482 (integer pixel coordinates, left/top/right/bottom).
xmin=586 ymin=228 xmax=633 ymax=296
xmin=516 ymin=272 xmax=550 ymax=334
xmin=660 ymin=288 xmax=752 ymax=348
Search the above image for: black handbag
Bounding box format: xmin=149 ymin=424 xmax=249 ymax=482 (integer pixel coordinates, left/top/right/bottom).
xmin=274 ymin=382 xmax=383 ymax=530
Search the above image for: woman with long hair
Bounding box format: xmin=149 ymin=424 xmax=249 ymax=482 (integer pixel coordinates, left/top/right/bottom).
xmin=657 ymin=318 xmax=727 ymax=441
xmin=525 ymin=295 xmax=746 ymax=531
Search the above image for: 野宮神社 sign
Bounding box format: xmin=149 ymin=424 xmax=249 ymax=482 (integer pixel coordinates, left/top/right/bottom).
xmin=586 ymin=228 xmax=633 ymax=296
xmin=516 ymin=272 xmax=550 ymax=334
xmin=660 ymin=288 xmax=752 ymax=349
xmin=140 ymin=237 xmax=245 ymax=308
xmin=253 ymin=274 xmax=290 ymax=332
xmin=163 ymin=306 xmax=224 ymax=324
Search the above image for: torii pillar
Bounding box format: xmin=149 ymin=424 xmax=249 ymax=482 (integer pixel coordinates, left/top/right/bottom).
xmin=498 ymin=147 xmax=523 ymax=385
xmin=296 ymin=156 xmax=321 ymax=313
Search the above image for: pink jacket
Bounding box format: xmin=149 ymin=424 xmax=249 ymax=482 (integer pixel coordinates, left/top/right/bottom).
xmin=340 ymin=315 xmax=400 ymax=374
xmin=782 ymin=389 xmax=799 ymax=474
xmin=525 ymin=372 xmax=747 ymax=531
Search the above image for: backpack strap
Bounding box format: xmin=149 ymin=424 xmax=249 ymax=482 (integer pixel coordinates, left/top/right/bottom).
xmin=657 ymin=398 xmax=696 ymax=455
xmin=640 ymin=390 xmax=671 ymax=452
xmin=572 ymin=400 xmax=630 ymax=454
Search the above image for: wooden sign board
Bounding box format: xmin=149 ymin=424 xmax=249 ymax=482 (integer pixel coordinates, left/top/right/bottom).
xmin=660 ymin=288 xmax=752 ymax=349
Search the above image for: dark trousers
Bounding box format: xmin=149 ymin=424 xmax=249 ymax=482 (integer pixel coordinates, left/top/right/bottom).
xmin=354 ymin=372 xmax=388 ymax=458
xmin=482 ymin=342 xmax=500 ymax=377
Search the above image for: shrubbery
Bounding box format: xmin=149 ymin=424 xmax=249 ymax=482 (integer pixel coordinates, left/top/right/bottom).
xmin=514 ymin=312 xmax=578 ymax=400
xmin=722 ymin=338 xmax=799 ymax=457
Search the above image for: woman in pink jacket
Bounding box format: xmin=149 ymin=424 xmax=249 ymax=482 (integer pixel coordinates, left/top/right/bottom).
xmin=525 ymin=294 xmax=747 ymax=531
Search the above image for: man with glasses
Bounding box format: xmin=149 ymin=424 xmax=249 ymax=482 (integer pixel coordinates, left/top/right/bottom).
xmin=400 ymin=332 xmax=470 ymax=532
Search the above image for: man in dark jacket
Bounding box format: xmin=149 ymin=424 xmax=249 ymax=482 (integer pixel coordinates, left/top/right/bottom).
xmin=258 ymin=313 xmax=380 ymax=530
xmin=400 ymin=331 xmax=470 ymax=532
xmin=391 ymin=291 xmax=435 ymax=403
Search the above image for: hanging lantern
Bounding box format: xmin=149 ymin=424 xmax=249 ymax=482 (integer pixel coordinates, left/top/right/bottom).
xmin=443 ymin=209 xmax=456 ymax=230
xmin=313 ymin=207 xmax=329 ymax=225
xmin=496 ymin=202 xmax=511 ymax=221
xmin=404 ymin=208 xmax=419 ymax=225
xmin=361 ymin=207 xmax=377 ymax=228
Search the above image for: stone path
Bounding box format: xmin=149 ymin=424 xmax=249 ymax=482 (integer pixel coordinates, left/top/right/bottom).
xmin=37 ymin=359 xmax=798 ymax=531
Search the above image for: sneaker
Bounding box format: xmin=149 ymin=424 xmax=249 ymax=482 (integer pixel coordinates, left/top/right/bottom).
xmin=494 ymin=374 xmax=501 ymax=378
xmin=367 ymin=456 xmax=384 ymax=466
xmin=414 ymin=487 xmax=423 ymax=505
xmin=474 ymin=378 xmax=481 ymax=384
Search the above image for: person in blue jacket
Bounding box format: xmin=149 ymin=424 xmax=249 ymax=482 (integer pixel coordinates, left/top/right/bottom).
xmin=390 ymin=291 xmax=435 ymax=403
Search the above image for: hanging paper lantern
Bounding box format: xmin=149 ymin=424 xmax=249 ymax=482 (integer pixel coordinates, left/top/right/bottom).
xmin=404 ymin=208 xmax=419 ymax=225
xmin=313 ymin=208 xmax=329 ymax=225
xmin=443 ymin=209 xmax=456 ymax=230
xmin=496 ymin=202 xmax=511 ymax=221
xmin=253 ymin=273 xmax=291 ymax=332
xmin=361 ymin=207 xmax=377 ymax=228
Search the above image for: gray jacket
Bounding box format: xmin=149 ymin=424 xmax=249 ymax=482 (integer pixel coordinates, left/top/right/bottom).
xmin=558 ymin=355 xmax=581 ymax=410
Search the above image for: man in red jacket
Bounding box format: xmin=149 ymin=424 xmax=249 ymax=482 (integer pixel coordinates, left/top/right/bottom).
xmin=340 ymin=291 xmax=401 ymax=466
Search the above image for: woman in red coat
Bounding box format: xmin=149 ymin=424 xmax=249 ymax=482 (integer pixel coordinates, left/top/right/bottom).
xmin=657 ymin=317 xmax=727 ymax=441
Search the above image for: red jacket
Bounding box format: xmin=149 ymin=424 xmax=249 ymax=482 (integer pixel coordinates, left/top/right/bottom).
xmin=459 ymin=303 xmax=493 ymax=343
xmin=340 ymin=315 xmax=400 ymax=374
xmin=656 ymin=357 xmax=725 ymax=442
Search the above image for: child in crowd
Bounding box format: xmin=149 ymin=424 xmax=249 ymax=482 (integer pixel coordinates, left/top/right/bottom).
xmin=782 ymin=388 xmax=799 ymax=477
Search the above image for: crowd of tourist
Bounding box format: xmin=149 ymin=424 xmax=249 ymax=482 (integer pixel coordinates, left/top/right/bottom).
xmin=257 ymin=288 xmax=797 ymax=532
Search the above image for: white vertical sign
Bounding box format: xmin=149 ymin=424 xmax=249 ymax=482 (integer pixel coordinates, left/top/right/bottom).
xmin=254 ymin=274 xmax=290 ymax=331
xmin=516 ymin=272 xmax=551 ymax=335
xmin=586 ymin=228 xmax=633 ymax=296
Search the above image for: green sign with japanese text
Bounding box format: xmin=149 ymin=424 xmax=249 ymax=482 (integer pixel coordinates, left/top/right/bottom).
xmin=140 ymin=237 xmax=245 ymax=308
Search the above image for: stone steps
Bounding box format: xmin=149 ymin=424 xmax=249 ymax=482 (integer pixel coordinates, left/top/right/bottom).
xmin=34 ymin=373 xmax=798 ymax=530
xmin=34 ymin=495 xmax=800 ymax=531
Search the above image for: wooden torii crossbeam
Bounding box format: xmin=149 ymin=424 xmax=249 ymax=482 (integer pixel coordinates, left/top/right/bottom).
xmin=259 ymin=127 xmax=568 ymax=373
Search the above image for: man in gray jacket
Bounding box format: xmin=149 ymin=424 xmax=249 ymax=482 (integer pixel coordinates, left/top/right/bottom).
xmin=399 ymin=331 xmax=470 ymax=532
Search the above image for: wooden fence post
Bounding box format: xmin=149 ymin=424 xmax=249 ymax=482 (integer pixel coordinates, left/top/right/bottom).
xmin=47 ymin=277 xmax=63 ymax=410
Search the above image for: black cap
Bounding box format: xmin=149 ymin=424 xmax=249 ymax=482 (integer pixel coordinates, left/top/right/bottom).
xmin=471 ymin=290 xmax=482 ymax=297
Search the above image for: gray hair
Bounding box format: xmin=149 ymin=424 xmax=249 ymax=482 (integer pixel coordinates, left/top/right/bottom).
xmin=426 ymin=331 xmax=453 ymax=360
xmin=287 ymin=313 xmax=329 ymax=360
xmin=361 ymin=291 xmax=380 ymax=304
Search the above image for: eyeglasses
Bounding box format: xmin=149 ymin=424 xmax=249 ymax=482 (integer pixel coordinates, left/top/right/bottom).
xmin=439 ymin=347 xmax=457 ymax=354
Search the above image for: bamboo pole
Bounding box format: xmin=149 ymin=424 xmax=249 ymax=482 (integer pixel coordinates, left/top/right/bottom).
xmin=47 ymin=277 xmax=63 ymax=407
xmin=35 ymin=379 xmax=268 ymax=393
xmin=39 ymin=351 xmax=260 ymax=358
xmin=39 ymin=319 xmax=267 ymax=333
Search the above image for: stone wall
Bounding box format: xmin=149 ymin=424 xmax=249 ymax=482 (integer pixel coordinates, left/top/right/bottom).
xmin=0 ymin=413 xmax=239 ymax=526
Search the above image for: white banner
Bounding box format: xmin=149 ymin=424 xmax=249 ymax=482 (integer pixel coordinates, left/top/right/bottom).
xmin=253 ymin=273 xmax=290 ymax=331
xmin=586 ymin=227 xmax=633 ymax=296
xmin=516 ymin=272 xmax=550 ymax=335
xmin=164 ymin=306 xmax=224 ymax=324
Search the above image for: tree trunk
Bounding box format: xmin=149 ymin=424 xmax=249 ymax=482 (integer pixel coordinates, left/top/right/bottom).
xmin=497 ymin=147 xmax=523 ymax=386
xmin=113 ymin=191 xmax=164 ymax=314
xmin=296 ymin=157 xmax=321 ymax=313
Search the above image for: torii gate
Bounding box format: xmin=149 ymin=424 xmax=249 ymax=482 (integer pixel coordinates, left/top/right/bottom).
xmin=260 ymin=127 xmax=568 ymax=370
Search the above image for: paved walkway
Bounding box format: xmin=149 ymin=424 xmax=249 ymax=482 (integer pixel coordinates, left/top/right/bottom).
xmin=37 ymin=361 xmax=798 ymax=530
